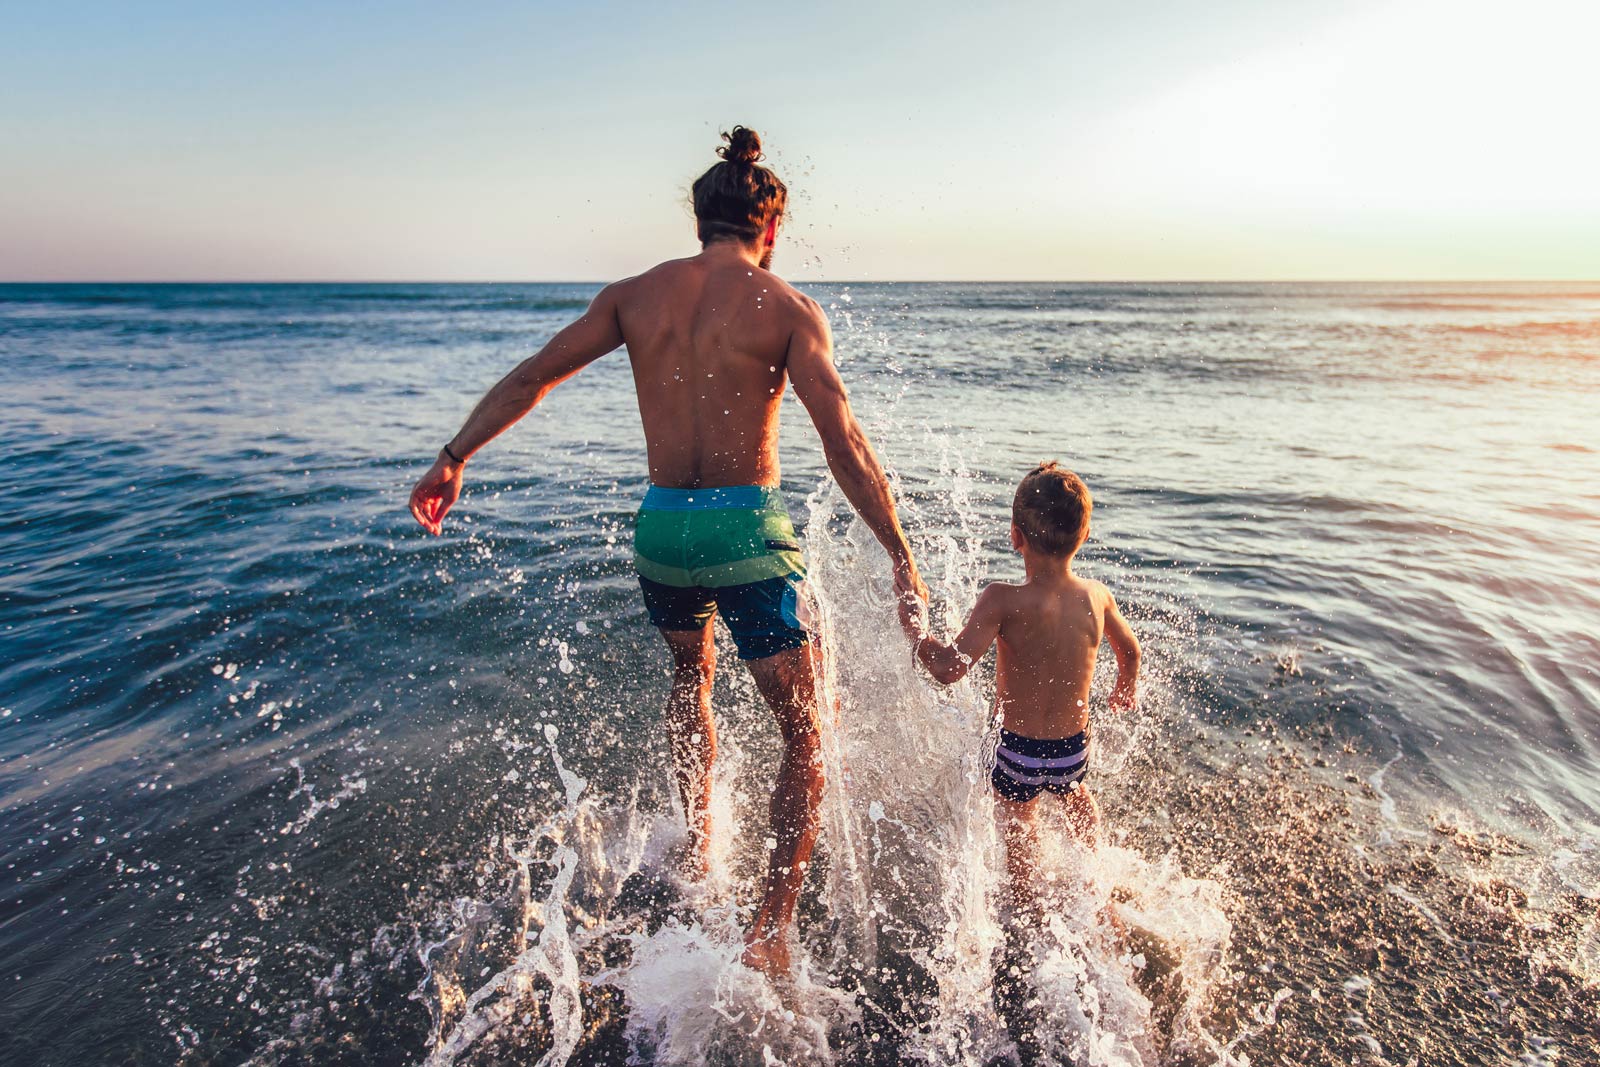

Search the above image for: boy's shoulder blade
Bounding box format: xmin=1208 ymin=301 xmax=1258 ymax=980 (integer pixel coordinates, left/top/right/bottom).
xmin=1081 ymin=577 xmax=1117 ymax=611
xmin=981 ymin=579 xmax=1024 ymax=593
xmin=978 ymin=580 xmax=1024 ymax=608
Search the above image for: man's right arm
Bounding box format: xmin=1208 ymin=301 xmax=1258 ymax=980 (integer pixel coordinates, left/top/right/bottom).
xmin=786 ymin=298 xmax=926 ymax=603
xmin=409 ymin=283 xmax=626 ymax=535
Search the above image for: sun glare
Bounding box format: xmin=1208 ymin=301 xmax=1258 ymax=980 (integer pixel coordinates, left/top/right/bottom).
xmin=1077 ymin=0 xmax=1600 ymax=222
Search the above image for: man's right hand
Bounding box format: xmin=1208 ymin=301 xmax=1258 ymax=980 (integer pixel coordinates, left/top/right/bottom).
xmin=409 ymin=453 xmax=464 ymax=535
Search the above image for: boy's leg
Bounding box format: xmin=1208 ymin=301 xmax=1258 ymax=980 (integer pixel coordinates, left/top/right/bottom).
xmin=995 ymin=794 xmax=1044 ymax=926
xmin=1058 ymin=784 xmax=1128 ymax=941
xmin=740 ymin=642 xmax=825 ymax=977
xmin=660 ymin=623 xmax=718 ymax=875
xmin=1060 ymin=783 xmax=1102 ymax=849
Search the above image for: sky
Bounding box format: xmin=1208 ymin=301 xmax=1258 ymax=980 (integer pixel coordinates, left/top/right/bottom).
xmin=2 ymin=0 xmax=1598 ymax=281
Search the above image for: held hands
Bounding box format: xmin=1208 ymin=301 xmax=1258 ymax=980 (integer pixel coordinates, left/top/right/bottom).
xmin=408 ymin=452 xmax=464 ymax=536
xmin=893 ymin=556 xmax=930 ymax=646
xmin=897 ymin=589 xmax=930 ymax=646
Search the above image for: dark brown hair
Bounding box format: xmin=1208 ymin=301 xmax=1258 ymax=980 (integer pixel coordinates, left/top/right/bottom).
xmin=1013 ymin=462 xmax=1093 ymax=556
xmin=691 ymin=126 xmax=788 ymax=246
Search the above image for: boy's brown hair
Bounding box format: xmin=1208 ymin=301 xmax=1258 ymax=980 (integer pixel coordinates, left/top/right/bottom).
xmin=1012 ymin=462 xmax=1092 ymax=556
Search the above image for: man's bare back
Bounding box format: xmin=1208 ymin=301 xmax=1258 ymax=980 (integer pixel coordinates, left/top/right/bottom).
xmin=614 ymin=248 xmax=810 ymax=489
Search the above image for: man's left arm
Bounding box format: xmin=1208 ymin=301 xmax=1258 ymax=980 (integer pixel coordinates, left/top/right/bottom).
xmin=409 ymin=283 xmax=626 ymax=535
xmin=787 ymin=297 xmax=926 ymax=605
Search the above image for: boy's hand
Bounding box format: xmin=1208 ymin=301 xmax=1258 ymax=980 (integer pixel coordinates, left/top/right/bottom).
xmin=1109 ymin=680 xmax=1138 ymax=712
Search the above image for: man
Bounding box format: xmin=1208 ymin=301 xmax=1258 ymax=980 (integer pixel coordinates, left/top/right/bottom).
xmin=408 ymin=126 xmax=925 ymax=975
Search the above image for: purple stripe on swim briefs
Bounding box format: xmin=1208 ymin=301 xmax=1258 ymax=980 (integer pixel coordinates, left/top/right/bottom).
xmin=996 ymin=745 xmax=1088 ymax=771
xmin=993 ymin=760 xmax=1088 ymax=787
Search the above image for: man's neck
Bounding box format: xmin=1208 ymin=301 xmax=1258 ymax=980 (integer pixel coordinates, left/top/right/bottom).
xmin=699 ymin=239 xmax=766 ymax=269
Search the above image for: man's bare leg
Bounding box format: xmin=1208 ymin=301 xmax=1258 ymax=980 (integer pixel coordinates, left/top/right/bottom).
xmin=660 ymin=624 xmax=717 ymax=876
xmin=739 ymin=643 xmax=825 ymax=976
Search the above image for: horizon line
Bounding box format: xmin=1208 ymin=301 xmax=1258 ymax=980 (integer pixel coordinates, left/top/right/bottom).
xmin=4 ymin=278 xmax=1599 ymax=286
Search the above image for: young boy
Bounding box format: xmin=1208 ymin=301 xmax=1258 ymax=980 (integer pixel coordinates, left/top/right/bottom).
xmin=899 ymin=462 xmax=1140 ymax=916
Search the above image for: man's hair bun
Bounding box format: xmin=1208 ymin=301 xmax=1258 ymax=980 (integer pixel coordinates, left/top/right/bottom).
xmin=692 ymin=124 xmax=786 ymax=245
xmin=718 ymin=126 xmax=764 ymax=165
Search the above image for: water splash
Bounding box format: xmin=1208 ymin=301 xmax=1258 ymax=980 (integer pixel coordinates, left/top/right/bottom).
xmin=398 ymin=459 xmax=1241 ymax=1065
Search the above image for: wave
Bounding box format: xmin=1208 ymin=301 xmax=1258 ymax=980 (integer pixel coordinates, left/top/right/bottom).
xmin=1368 ymin=300 xmax=1525 ymax=312
xmin=1447 ymin=319 xmax=1600 ymax=340
xmin=0 ymin=284 xmax=598 ymax=317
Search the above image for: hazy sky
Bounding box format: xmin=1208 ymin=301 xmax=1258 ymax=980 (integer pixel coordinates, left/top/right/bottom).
xmin=3 ymin=0 xmax=1597 ymax=281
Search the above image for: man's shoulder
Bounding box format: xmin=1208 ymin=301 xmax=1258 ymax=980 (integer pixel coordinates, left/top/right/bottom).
xmin=620 ymin=257 xmax=697 ymax=290
xmin=754 ymin=271 xmax=822 ymax=317
xmin=735 ymin=274 xmax=825 ymax=350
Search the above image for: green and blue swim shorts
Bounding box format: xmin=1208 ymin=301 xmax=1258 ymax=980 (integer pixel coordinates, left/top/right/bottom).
xmin=633 ymin=484 xmax=811 ymax=660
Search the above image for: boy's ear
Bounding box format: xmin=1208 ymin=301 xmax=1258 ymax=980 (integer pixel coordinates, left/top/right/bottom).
xmin=1010 ymin=522 xmax=1026 ymax=552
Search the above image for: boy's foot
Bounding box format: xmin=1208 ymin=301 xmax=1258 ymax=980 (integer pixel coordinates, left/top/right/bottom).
xmin=741 ymin=929 xmax=791 ymax=977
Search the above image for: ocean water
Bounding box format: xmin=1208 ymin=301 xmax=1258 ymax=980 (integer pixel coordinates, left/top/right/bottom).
xmin=1 ymin=281 xmax=1597 ymax=1065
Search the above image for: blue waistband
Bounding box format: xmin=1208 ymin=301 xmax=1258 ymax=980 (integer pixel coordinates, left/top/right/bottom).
xmin=641 ymin=484 xmax=783 ymax=511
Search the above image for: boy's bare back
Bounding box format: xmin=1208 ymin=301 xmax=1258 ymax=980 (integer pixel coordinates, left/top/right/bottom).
xmin=986 ymin=573 xmax=1128 ymax=739
xmin=921 ymin=570 xmax=1136 ymax=738
xmin=903 ymin=463 xmax=1139 ymax=739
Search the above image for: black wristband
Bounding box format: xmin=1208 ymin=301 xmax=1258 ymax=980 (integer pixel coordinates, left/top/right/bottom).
xmin=441 ymin=441 xmax=466 ymax=465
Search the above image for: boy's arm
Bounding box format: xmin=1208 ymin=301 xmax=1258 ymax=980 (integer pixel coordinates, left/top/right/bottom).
xmin=1102 ymin=587 xmax=1141 ymax=710
xmin=408 ymin=283 xmax=626 ymax=535
xmin=907 ymin=586 xmax=1005 ymax=685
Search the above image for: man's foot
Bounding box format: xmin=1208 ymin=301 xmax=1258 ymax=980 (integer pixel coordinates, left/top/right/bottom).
xmin=1100 ymin=901 xmax=1129 ymax=945
xmin=740 ymin=929 xmax=791 ymax=978
xmin=668 ymin=835 xmax=711 ymax=881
